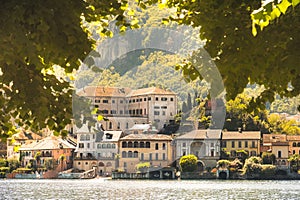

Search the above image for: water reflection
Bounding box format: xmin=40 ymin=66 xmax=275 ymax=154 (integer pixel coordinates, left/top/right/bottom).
xmin=1 ymin=179 xmax=300 ymax=200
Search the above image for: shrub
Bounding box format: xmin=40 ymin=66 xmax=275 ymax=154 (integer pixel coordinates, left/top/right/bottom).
xmin=261 ymin=165 xmax=276 ymax=177
xmin=242 ymin=156 xmax=262 ymax=175
xmin=262 ymin=152 xmax=276 ymax=164
xmin=217 ymin=160 xmax=230 ymax=168
xmin=136 ymin=162 xmax=151 ymax=172
xmin=179 ymin=154 xmax=197 ymax=172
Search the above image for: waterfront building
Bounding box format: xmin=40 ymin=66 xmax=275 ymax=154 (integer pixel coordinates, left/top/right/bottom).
xmin=262 ymin=134 xmax=289 ymax=168
xmin=118 ymin=133 xmax=173 ymax=173
xmin=77 ymin=86 xmax=177 ymax=131
xmin=6 ymin=129 xmax=42 ymax=159
xmin=174 ymin=129 xmax=222 ymax=169
xmin=221 ymin=130 xmax=261 ymax=158
xmin=19 ymin=135 xmax=76 ymax=172
xmin=287 ymin=135 xmax=300 ymax=155
xmin=74 ymin=123 xmax=124 ymax=175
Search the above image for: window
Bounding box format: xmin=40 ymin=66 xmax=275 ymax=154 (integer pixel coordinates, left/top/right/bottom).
xmin=98 ymin=153 xmax=101 ymax=158
xmin=293 ymin=150 xmax=296 ymax=154
xmin=122 ymin=151 xmax=127 ymax=158
xmin=155 ymin=143 xmax=159 ymax=150
xmin=109 ymin=122 xmax=112 ymax=129
xmin=149 ymin=153 xmax=152 ymax=160
xmin=251 ymin=141 xmax=256 ymax=148
xmin=133 ymin=99 xmax=135 ymax=103
xmin=122 ymin=142 xmax=127 ymax=148
xmin=154 ymin=111 xmax=160 ymax=115
xmin=161 ymin=106 xmax=167 ymax=109
xmin=183 ymin=143 xmax=186 ymax=147
xmin=293 ymin=142 xmax=297 ymax=147
xmin=112 ymin=100 xmax=115 ymax=104
xmin=103 ymin=100 xmax=108 ymax=103
xmin=238 ymin=141 xmax=242 ymax=148
xmin=170 ymin=98 xmax=174 ymax=101
xmin=148 ymin=97 xmax=151 ymax=101
xmin=120 ymin=100 xmax=123 ymax=104
xmin=161 ymin=97 xmax=167 ymax=101
xmin=154 ymin=106 xmax=160 ymax=109
xmin=156 ymin=97 xmax=159 ymax=101
xmin=128 ymin=151 xmax=133 ymax=158
xmin=140 ymin=142 xmax=145 ymax=148
xmin=144 ymin=109 xmax=147 ymax=115
xmin=117 ymin=122 xmax=120 ymax=129
xmin=112 ymin=144 xmax=116 ymax=149
xmin=231 ymin=141 xmax=235 ymax=148
xmin=86 ymin=135 xmax=90 ymax=140
xmin=162 ymin=143 xmax=166 ymax=150
xmin=78 ymin=162 xmax=81 ymax=165
xmin=146 ymin=142 xmax=150 ymax=148
xmin=155 ymin=153 xmax=159 ymax=160
xmin=278 ymin=151 xmax=282 ymax=158
xmin=111 ymin=110 xmax=117 ymax=114
xmin=128 ymin=142 xmax=133 ymax=148
xmin=134 ymin=151 xmax=138 ymax=158
xmin=95 ymin=99 xmax=101 ymax=103
xmin=297 ymin=142 xmax=300 ymax=147
xmin=97 ymin=144 xmax=101 ymax=149
xmin=182 ymin=150 xmax=186 ymax=156
xmin=162 ymin=153 xmax=166 ymax=160
xmin=102 ymin=144 xmax=106 ymax=148
xmin=107 ymin=144 xmax=111 ymax=148
xmin=79 ymin=143 xmax=84 ymax=148
xmin=134 ymin=141 xmax=139 ymax=148
xmin=162 ymin=111 xmax=166 ymax=116
xmin=245 ymin=141 xmax=248 ymax=148
xmin=126 ymin=123 xmax=129 ymax=129
xmin=221 ymin=141 xmax=226 ymax=148
xmin=144 ymin=98 xmax=147 ymax=101
xmin=141 ymin=153 xmax=144 ymax=161
xmin=124 ymin=162 xmax=127 ymax=168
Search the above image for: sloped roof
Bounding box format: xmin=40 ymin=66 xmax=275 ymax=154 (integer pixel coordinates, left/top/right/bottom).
xmin=127 ymin=87 xmax=175 ymax=96
xmin=120 ymin=133 xmax=172 ymax=141
xmin=100 ymin=131 xmax=123 ymax=142
xmin=11 ymin=130 xmax=42 ymax=141
xmin=20 ymin=136 xmax=76 ymax=151
xmin=176 ymin=129 xmax=222 ymax=140
xmin=287 ymin=135 xmax=300 ymax=141
xmin=222 ymin=131 xmax=261 ymax=140
xmin=263 ymin=134 xmax=287 ymax=143
xmin=77 ymin=86 xmax=131 ymax=97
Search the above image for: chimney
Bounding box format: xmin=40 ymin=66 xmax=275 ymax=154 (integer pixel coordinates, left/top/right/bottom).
xmin=238 ymin=127 xmax=242 ymax=133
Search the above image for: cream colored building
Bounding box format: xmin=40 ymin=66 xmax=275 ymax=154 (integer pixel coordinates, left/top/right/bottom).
xmin=221 ymin=131 xmax=261 ymax=158
xmin=262 ymin=134 xmax=289 ymax=168
xmin=175 ymin=129 xmax=222 ymax=168
xmin=74 ymin=123 xmax=124 ymax=175
xmin=118 ymin=134 xmax=173 ymax=173
xmin=77 ymin=86 xmax=177 ymax=131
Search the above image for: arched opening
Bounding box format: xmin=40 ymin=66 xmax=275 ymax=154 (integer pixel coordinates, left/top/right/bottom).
xmin=140 ymin=142 xmax=145 ymax=148
xmin=122 ymin=151 xmax=127 ymax=158
xmin=197 ymin=160 xmax=205 ymax=172
xmin=122 ymin=142 xmax=127 ymax=148
xmin=128 ymin=151 xmax=133 ymax=158
xmin=134 ymin=141 xmax=139 ymax=148
xmin=134 ymin=151 xmax=138 ymax=158
xmin=99 ymin=162 xmax=105 ymax=167
xmin=218 ymin=171 xmax=228 ymax=179
xmin=146 ymin=142 xmax=150 ymax=148
xmin=106 ymin=162 xmax=112 ymax=167
xmin=128 ymin=142 xmax=133 ymax=148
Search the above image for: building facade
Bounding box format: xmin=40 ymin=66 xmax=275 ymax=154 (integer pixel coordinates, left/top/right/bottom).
xmin=77 ymin=86 xmax=177 ymax=131
xmin=19 ymin=136 xmax=76 ymax=172
xmin=221 ymin=131 xmax=261 ymax=158
xmin=119 ymin=133 xmax=173 ymax=173
xmin=74 ymin=124 xmax=124 ymax=175
xmin=175 ymin=129 xmax=222 ymax=168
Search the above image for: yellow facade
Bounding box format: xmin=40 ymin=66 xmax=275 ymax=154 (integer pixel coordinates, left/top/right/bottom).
xmin=119 ymin=134 xmax=173 ymax=173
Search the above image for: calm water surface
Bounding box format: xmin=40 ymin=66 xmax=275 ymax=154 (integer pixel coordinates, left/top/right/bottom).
xmin=1 ymin=179 xmax=300 ymax=200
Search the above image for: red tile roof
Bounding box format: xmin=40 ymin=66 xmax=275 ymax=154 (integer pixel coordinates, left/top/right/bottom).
xmin=222 ymin=131 xmax=261 ymax=140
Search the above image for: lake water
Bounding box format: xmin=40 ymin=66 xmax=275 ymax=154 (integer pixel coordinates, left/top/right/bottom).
xmin=1 ymin=179 xmax=300 ymax=200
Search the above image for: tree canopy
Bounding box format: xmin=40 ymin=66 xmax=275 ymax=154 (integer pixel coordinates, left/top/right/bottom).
xmin=0 ymin=0 xmax=299 ymax=137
